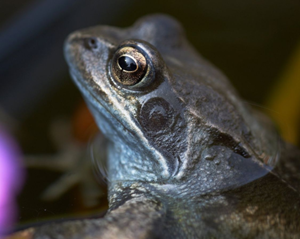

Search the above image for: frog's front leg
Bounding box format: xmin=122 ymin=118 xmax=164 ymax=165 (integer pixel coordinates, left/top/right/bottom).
xmin=10 ymin=195 xmax=166 ymax=239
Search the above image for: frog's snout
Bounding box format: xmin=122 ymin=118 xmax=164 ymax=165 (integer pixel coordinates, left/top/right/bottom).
xmin=64 ymin=31 xmax=80 ymax=49
xmin=64 ymin=31 xmax=94 ymax=67
xmin=64 ymin=32 xmax=78 ymax=64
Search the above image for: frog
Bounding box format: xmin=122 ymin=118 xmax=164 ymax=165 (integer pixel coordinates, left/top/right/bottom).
xmin=10 ymin=14 xmax=300 ymax=239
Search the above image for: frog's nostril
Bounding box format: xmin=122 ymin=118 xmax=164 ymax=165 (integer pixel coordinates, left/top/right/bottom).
xmin=84 ymin=37 xmax=99 ymax=50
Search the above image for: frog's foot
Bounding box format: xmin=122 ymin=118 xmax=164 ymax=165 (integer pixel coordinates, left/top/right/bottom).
xmin=25 ymin=134 xmax=107 ymax=207
xmin=24 ymin=116 xmax=108 ymax=207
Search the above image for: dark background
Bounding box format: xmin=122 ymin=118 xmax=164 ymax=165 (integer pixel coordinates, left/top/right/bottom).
xmin=0 ymin=0 xmax=299 ymax=228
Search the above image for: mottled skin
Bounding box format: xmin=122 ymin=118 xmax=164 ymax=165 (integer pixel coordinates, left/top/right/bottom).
xmin=11 ymin=15 xmax=300 ymax=238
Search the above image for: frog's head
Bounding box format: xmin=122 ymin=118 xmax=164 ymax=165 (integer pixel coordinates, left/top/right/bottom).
xmin=64 ymin=15 xmax=279 ymax=196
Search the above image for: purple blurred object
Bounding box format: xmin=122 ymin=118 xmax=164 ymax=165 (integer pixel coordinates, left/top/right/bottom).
xmin=0 ymin=126 xmax=25 ymax=235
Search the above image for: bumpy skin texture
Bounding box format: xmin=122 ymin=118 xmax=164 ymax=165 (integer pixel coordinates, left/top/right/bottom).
xmin=11 ymin=15 xmax=300 ymax=238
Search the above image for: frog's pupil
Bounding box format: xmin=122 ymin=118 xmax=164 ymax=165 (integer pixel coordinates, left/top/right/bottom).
xmin=118 ymin=56 xmax=137 ymax=72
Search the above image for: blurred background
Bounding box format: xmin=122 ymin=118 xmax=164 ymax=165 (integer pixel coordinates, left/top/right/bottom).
xmin=0 ymin=0 xmax=300 ymax=232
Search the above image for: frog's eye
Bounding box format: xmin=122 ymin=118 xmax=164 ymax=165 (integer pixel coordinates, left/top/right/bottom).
xmin=111 ymin=46 xmax=149 ymax=87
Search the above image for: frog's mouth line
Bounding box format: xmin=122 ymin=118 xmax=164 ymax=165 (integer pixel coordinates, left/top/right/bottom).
xmin=70 ymin=69 xmax=171 ymax=179
xmin=70 ymin=69 xmax=137 ymax=139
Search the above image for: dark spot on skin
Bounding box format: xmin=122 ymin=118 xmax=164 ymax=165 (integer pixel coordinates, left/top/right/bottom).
xmin=209 ymin=128 xmax=250 ymax=158
xmin=138 ymin=97 xmax=174 ymax=132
